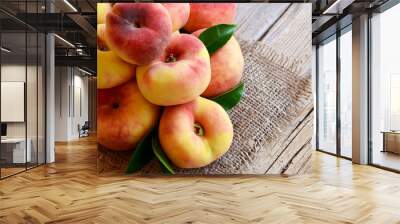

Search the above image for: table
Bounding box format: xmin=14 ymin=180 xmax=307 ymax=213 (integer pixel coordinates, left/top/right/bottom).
xmin=235 ymin=3 xmax=313 ymax=174
xmin=381 ymin=131 xmax=400 ymax=154
xmin=1 ymin=138 xmax=32 ymax=164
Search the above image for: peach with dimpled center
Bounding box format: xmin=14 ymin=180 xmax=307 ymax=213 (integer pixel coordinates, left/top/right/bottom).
xmin=159 ymin=97 xmax=233 ymax=168
xmin=136 ymin=34 xmax=211 ymax=106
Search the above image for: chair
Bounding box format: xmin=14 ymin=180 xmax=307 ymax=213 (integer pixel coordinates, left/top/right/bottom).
xmin=78 ymin=121 xmax=90 ymax=138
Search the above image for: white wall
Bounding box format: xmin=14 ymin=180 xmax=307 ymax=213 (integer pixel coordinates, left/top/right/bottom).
xmin=1 ymin=65 xmax=26 ymax=141
xmin=72 ymin=73 xmax=89 ymax=138
xmin=54 ymin=66 xmax=70 ymax=141
xmin=54 ymin=67 xmax=89 ymax=141
xmin=1 ymin=65 xmax=33 ymax=138
xmin=1 ymin=63 xmax=46 ymax=164
xmin=1 ymin=82 xmax=25 ymax=122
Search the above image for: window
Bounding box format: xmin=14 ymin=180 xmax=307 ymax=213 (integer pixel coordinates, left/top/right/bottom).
xmin=370 ymin=3 xmax=400 ymax=171
xmin=316 ymin=25 xmax=353 ymax=159
xmin=340 ymin=27 xmax=352 ymax=158
xmin=317 ymin=36 xmax=337 ymax=154
xmin=0 ymin=1 xmax=47 ymax=179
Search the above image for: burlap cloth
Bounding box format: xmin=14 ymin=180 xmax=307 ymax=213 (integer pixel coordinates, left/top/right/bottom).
xmin=135 ymin=38 xmax=312 ymax=175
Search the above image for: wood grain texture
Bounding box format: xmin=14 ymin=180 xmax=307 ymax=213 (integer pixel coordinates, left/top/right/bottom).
xmin=236 ymin=3 xmax=290 ymax=41
xmin=235 ymin=3 xmax=313 ymax=175
xmin=267 ymin=102 xmax=313 ymax=175
xmin=261 ymin=3 xmax=312 ymax=67
xmin=98 ymin=3 xmax=313 ymax=175
xmin=2 ymin=136 xmax=400 ymax=223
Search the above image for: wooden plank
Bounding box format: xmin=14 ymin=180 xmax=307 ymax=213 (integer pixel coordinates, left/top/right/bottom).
xmin=253 ymin=3 xmax=313 ymax=175
xmin=234 ymin=3 xmax=260 ymax=27
xmin=266 ymin=101 xmax=314 ymax=175
xmin=284 ymin=142 xmax=312 ymax=175
xmin=236 ymin=3 xmax=290 ymax=41
xmin=268 ymin=115 xmax=313 ymax=175
xmin=261 ymin=3 xmax=312 ymax=68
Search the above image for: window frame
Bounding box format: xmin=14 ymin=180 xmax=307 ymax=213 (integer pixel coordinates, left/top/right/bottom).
xmin=315 ymin=24 xmax=353 ymax=161
xmin=367 ymin=1 xmax=400 ymax=173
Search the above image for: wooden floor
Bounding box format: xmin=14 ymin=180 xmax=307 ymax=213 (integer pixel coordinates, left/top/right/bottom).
xmin=0 ymin=135 xmax=399 ymax=223
xmin=1 ymin=167 xmax=26 ymax=178
xmin=373 ymin=150 xmax=400 ymax=171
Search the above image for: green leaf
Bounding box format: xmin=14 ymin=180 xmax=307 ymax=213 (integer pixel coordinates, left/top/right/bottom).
xmin=198 ymin=24 xmax=237 ymax=55
xmin=125 ymin=131 xmax=154 ymax=174
xmin=211 ymin=82 xmax=245 ymax=111
xmin=159 ymin=161 xmax=174 ymax=175
xmin=152 ymin=134 xmax=176 ymax=175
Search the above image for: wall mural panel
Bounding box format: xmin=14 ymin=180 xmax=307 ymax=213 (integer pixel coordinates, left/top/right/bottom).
xmin=97 ymin=3 xmax=313 ymax=175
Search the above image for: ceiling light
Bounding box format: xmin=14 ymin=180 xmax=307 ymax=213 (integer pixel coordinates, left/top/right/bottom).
xmin=76 ymin=48 xmax=86 ymax=56
xmin=77 ymin=67 xmax=93 ymax=76
xmin=323 ymin=0 xmax=355 ymax=15
xmin=1 ymin=47 xmax=11 ymax=53
xmin=63 ymin=0 xmax=78 ymax=12
xmin=54 ymin=34 xmax=75 ymax=48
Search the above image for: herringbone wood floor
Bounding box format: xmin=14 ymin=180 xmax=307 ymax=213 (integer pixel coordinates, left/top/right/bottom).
xmin=1 ymin=135 xmax=400 ymax=224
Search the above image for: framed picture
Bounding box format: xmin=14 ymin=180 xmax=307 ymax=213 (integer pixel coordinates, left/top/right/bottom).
xmin=97 ymin=3 xmax=312 ymax=175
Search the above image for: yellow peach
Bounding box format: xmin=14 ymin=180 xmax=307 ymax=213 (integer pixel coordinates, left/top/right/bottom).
xmin=105 ymin=3 xmax=172 ymax=65
xmin=193 ymin=29 xmax=244 ymax=98
xmin=97 ymin=49 xmax=136 ymax=89
xmin=184 ymin=3 xmax=237 ymax=32
xmin=97 ymin=3 xmax=112 ymax=24
xmin=136 ymin=34 xmax=211 ymax=106
xmin=97 ymin=81 xmax=160 ymax=151
xmin=159 ymin=97 xmax=233 ymax=168
xmin=161 ymin=3 xmax=190 ymax=32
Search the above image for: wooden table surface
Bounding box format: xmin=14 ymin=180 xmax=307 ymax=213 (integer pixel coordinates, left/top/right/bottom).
xmin=236 ymin=3 xmax=311 ymax=71
xmin=235 ymin=3 xmax=313 ymax=175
